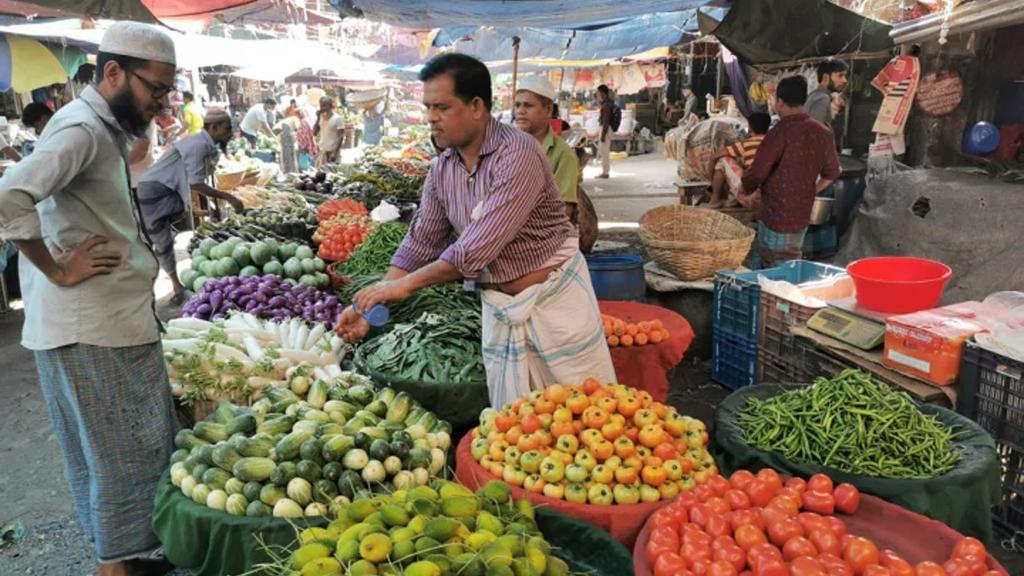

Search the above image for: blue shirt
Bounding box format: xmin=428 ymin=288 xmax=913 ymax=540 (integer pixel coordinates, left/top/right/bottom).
xmin=362 ymin=113 xmax=383 ymax=146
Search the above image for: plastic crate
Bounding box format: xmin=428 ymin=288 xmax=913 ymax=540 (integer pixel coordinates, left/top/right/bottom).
xmin=993 ymin=441 xmax=1024 ymax=537
xmin=712 ymin=330 xmax=758 ymax=390
xmin=713 ymin=260 xmax=848 ymax=341
xmin=957 ymin=340 xmax=1024 ymax=450
xmin=759 ymin=291 xmax=823 ymax=358
xmin=758 ymin=348 xmax=813 ymax=385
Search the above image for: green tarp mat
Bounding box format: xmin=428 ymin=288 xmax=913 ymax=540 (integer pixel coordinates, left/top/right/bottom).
xmin=706 ymin=0 xmax=894 ymax=64
xmin=153 ymin=472 xmax=633 ymax=576
xmin=714 ymin=385 xmax=1001 ymax=544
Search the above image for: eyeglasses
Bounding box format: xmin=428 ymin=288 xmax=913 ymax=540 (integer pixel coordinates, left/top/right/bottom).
xmin=126 ymin=68 xmax=175 ymax=100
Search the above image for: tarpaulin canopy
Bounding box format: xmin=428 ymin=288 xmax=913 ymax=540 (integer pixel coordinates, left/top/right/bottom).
xmin=337 ymin=0 xmax=711 ymax=28
xmin=707 ymin=0 xmax=893 ymax=64
xmin=436 ymin=10 xmax=701 ymax=62
xmin=0 ymin=34 xmax=68 ymax=92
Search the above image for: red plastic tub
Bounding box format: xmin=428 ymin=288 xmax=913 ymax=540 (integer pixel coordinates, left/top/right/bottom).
xmin=847 ymin=257 xmax=952 ymax=314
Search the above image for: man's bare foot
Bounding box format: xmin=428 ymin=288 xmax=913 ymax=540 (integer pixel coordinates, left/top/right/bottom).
xmin=706 ymin=199 xmax=725 ymax=209
xmin=724 ymin=198 xmax=741 ymax=208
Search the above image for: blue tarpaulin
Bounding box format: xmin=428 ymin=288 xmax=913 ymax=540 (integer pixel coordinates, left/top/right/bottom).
xmin=434 ymin=11 xmax=702 ymax=62
xmin=336 ymin=0 xmax=710 ymax=28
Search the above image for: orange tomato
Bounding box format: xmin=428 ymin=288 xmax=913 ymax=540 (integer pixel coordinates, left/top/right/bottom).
xmin=549 ymin=420 xmax=575 ymax=439
xmin=635 ymin=333 xmax=650 ymax=346
xmin=626 ymin=323 xmax=639 ymax=336
xmin=641 ymin=464 xmax=668 ymax=487
xmin=494 ymin=412 xmax=517 ymax=432
xmin=544 ymin=384 xmax=568 ymax=404
xmin=649 ymin=330 xmax=664 ymax=344
xmin=639 ymin=321 xmax=653 ymax=333
xmin=614 ymin=436 xmax=636 ymax=459
xmin=606 ymin=335 xmax=620 ymax=346
xmin=521 ymin=413 xmax=542 ymax=434
xmin=620 ymin=334 xmax=634 ymax=347
xmin=591 ymin=440 xmax=614 ymax=460
xmin=566 ymin=392 xmax=590 ymax=414
xmin=581 ymin=377 xmax=602 ymax=395
xmin=653 ymin=442 xmax=678 ymax=461
xmin=617 ymin=395 xmax=641 ymax=418
xmin=639 ymin=424 xmax=666 ymax=448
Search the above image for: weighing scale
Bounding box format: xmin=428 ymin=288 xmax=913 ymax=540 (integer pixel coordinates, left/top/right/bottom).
xmin=807 ymin=297 xmax=890 ymax=350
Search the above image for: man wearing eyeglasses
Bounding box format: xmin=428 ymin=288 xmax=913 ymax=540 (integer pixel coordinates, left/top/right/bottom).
xmin=0 ymin=22 xmax=179 ymax=576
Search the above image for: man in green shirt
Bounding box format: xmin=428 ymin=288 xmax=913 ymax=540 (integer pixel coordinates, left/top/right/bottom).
xmin=514 ymin=76 xmax=578 ymax=219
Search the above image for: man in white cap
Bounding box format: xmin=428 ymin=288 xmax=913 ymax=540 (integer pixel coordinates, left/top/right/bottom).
xmin=514 ymin=76 xmax=578 ymax=219
xmin=0 ymin=21 xmax=179 ymax=576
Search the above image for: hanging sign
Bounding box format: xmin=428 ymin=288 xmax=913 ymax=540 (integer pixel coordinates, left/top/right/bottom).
xmin=915 ymin=71 xmax=964 ymax=117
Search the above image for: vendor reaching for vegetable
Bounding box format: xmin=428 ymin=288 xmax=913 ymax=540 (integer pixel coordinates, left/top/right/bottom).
xmin=0 ymin=23 xmax=179 ymax=576
xmin=335 ymin=54 xmax=615 ymax=408
xmin=138 ymin=109 xmax=243 ymax=302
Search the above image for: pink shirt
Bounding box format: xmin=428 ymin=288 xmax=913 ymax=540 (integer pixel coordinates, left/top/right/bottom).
xmin=391 ymin=118 xmax=575 ymax=283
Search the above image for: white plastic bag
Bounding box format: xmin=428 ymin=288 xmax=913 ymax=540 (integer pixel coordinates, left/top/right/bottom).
xmin=370 ymin=200 xmax=401 ymax=223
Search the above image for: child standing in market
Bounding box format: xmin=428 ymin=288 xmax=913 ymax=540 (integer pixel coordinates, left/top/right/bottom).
xmin=0 ymin=22 xmax=180 ymax=576
xmin=741 ymin=76 xmax=840 ymax=269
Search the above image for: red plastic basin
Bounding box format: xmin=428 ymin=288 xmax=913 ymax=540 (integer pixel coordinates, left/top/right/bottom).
xmin=846 ymin=257 xmax=952 ymax=314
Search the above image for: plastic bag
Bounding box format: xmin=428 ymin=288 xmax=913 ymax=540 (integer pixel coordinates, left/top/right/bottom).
xmin=370 ymin=200 xmax=401 ymax=223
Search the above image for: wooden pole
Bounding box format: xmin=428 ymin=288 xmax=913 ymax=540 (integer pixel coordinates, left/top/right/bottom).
xmin=511 ymin=36 xmax=522 ymax=103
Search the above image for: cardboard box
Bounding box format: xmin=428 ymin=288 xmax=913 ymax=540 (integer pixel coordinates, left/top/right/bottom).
xmin=883 ymin=301 xmax=992 ymax=386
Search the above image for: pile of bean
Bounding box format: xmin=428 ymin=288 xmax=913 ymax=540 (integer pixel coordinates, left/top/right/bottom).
xmin=738 ymin=370 xmax=961 ymax=479
xmin=339 ymin=222 xmax=408 ymax=277
xmin=358 ymin=312 xmax=484 ymax=384
xmin=340 ymin=275 xmax=480 ymax=329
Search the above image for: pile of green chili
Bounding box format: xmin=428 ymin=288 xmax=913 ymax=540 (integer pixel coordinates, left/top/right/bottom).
xmin=737 ymin=369 xmax=961 ymax=479
xmin=358 ymin=312 xmax=485 ymax=384
xmin=339 ymin=222 xmax=408 ymax=277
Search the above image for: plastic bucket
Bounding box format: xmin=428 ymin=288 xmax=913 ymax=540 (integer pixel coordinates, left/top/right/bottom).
xmin=586 ymin=254 xmax=645 ymax=302
xmin=847 ymin=257 xmax=952 ymax=314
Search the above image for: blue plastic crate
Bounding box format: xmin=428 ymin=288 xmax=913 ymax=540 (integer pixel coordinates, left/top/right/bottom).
xmin=713 ymin=260 xmax=848 ymax=340
xmin=712 ymin=330 xmax=759 ymax=390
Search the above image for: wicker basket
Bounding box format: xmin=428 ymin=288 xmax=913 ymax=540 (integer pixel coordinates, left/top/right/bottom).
xmin=215 ymin=169 xmax=258 ymax=191
xmin=639 ymin=205 xmax=755 ymax=281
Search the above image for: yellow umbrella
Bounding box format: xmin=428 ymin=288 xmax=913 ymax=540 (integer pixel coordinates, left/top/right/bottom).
xmin=0 ymin=35 xmax=68 ymax=93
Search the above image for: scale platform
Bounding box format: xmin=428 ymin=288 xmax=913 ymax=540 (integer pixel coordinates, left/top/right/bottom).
xmin=807 ymin=297 xmax=891 ymax=351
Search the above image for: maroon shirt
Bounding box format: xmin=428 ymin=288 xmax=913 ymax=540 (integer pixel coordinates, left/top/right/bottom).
xmin=742 ymin=113 xmax=841 ymax=233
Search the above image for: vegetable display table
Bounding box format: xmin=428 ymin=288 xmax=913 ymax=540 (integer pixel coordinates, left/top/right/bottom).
xmin=598 ymin=300 xmax=693 ymax=403
xmin=633 ymin=488 xmax=1010 ymax=575
xmin=454 ymin=433 xmax=670 ymax=548
xmin=714 ymin=384 xmax=1002 ymax=543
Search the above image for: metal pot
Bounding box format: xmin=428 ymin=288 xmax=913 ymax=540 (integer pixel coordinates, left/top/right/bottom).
xmin=809 ymin=196 xmax=835 ymax=226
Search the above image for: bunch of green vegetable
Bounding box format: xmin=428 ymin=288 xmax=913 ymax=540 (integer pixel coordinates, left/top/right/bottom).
xmin=169 ymin=379 xmax=453 ymax=519
xmin=358 ymin=312 xmax=484 ymax=385
xmin=190 ymin=205 xmax=317 ymax=250
xmin=340 ymin=276 xmax=480 ymax=329
xmin=737 ymin=370 xmax=962 ymax=479
xmin=181 ymin=236 xmax=329 ymax=293
xmin=338 ymin=222 xmax=408 ymax=277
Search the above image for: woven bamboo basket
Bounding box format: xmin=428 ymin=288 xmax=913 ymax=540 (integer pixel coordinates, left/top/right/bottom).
xmin=639 ymin=205 xmax=755 ymax=281
xmin=215 ymin=169 xmax=258 ymax=191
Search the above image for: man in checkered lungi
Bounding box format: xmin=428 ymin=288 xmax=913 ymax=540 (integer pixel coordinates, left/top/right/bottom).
xmin=0 ymin=23 xmax=180 ymax=576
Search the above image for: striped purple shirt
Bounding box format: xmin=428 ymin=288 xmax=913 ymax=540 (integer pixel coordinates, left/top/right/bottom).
xmin=391 ymin=118 xmax=575 ymax=283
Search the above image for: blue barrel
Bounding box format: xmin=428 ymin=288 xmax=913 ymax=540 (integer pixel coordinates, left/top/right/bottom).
xmin=585 ymin=254 xmax=645 ymax=302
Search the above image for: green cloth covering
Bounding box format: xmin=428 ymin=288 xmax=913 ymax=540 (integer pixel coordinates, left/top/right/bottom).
xmin=535 ymin=506 xmax=634 ymax=576
xmin=153 ymin=470 xmax=632 ymax=576
xmin=354 ymin=350 xmax=489 ymax=434
xmin=152 ymin=472 xmax=327 ymax=576
xmin=714 ymin=385 xmax=1001 ymax=544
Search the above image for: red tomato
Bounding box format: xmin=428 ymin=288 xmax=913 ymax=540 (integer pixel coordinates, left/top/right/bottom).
xmin=785 ymin=477 xmax=808 ymax=493
xmin=708 ymin=474 xmax=732 ymax=497
xmin=753 ymin=559 xmax=790 ymax=576
xmin=692 ymin=560 xmax=711 ymax=576
xmin=756 ymin=469 xmax=783 ymax=493
xmin=693 ymin=485 xmax=716 ymax=502
xmin=706 ymin=514 xmax=732 ymax=538
xmin=767 ymin=517 xmax=804 ymax=547
xmin=726 ymin=489 xmax=753 ymax=510
xmin=690 ymin=504 xmax=712 ymax=527
xmin=914 ymin=562 xmax=948 ymax=576
xmin=790 ymin=556 xmax=827 ymax=576
xmin=713 ymin=535 xmax=737 ymax=550
xmin=954 ymin=557 xmax=986 ymax=576
xmin=832 ymin=483 xmax=861 ymax=515
xmin=823 ymin=516 xmax=848 ymax=539
xmin=707 ymin=497 xmax=733 ymax=516
xmin=748 ymin=542 xmax=784 ymax=568
xmin=809 ymin=529 xmax=842 ymax=557
xmin=708 ymin=560 xmax=740 ymax=576
xmin=715 ymin=545 xmax=748 ymax=572
xmin=731 ymin=470 xmax=756 ymax=491
xmin=654 ymin=552 xmax=689 ymax=576
xmin=943 ymin=559 xmax=973 ymax=576
xmin=762 ymin=505 xmax=793 ymax=528
xmin=735 ymin=524 xmax=769 ymax=551
xmin=685 ymin=529 xmax=713 ymax=548
xmin=648 ymin=539 xmax=678 ymax=566
xmin=802 ymin=490 xmax=836 ymax=516
xmin=649 ymin=526 xmax=680 ymax=547
xmin=797 ymin=512 xmax=827 ymax=533
xmin=731 ymin=510 xmax=765 ymax=532
xmin=770 ymin=495 xmax=802 ymax=516
xmin=779 ymin=487 xmax=806 ymax=502
xmin=844 ymin=537 xmax=880 ymax=575
xmin=682 ymin=542 xmax=714 ymax=566
xmin=863 ymin=567 xmax=892 ymax=576
xmin=806 ymin=474 xmax=833 ymax=494
xmin=745 ymin=479 xmax=774 ymax=508
xmin=952 ymin=538 xmax=987 ymax=562
xmin=818 ymin=553 xmax=853 ymax=576
xmin=879 ymin=550 xmax=915 ymax=576
xmin=783 ymin=536 xmax=819 ymax=561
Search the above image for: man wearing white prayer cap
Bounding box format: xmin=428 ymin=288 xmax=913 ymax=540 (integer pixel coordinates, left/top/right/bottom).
xmin=515 ymin=76 xmax=579 ymax=218
xmin=0 ymin=21 xmax=180 ymax=576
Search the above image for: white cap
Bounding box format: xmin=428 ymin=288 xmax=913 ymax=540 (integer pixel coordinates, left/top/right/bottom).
xmin=517 ymin=76 xmax=556 ymax=102
xmin=99 ymin=22 xmax=176 ymax=66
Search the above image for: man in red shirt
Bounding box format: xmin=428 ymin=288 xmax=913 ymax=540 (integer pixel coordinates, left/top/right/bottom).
xmin=742 ymin=76 xmax=840 ymax=268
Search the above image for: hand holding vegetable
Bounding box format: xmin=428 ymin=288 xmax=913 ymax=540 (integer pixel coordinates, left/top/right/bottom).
xmin=334 ymin=305 xmax=370 ymax=344
xmin=53 ymin=235 xmax=122 ymax=287
xmin=353 ymin=279 xmax=413 ymax=315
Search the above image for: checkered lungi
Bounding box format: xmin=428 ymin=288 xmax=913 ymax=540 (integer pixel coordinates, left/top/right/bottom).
xmin=754 ymin=222 xmax=807 ymax=269
xmin=34 ymin=341 xmax=177 ymax=562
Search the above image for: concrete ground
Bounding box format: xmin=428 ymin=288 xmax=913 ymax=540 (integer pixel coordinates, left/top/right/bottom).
xmin=2 ymin=152 xmax=1021 ymax=575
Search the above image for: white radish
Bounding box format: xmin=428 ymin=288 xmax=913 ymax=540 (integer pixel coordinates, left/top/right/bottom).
xmin=277 ymin=349 xmax=327 ymax=365
xmin=213 ymin=343 xmax=254 ymax=367
xmin=242 ymin=334 xmax=266 ymax=362
xmin=303 ymin=324 xmax=326 ymax=351
xmin=162 ymin=339 xmax=201 ymax=353
xmin=164 ymin=327 xmax=197 ymax=340
xmin=168 ymin=318 xmax=214 ymax=331
xmin=293 ymin=324 xmax=310 ymax=351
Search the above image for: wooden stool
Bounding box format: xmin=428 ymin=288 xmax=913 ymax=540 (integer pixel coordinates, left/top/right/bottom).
xmin=675 ymin=180 xmax=711 ymax=205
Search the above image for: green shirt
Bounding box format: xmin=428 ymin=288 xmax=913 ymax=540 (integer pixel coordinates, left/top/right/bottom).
xmin=542 ymin=129 xmax=579 ymax=204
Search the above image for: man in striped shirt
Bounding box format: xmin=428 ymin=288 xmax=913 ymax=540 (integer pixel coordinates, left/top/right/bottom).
xmin=708 ymin=111 xmax=770 ymax=209
xmin=336 ymin=54 xmax=614 ymax=406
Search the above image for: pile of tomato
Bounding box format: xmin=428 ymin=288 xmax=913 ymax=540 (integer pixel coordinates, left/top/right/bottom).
xmin=316 ymin=198 xmax=368 ymax=222
xmin=643 ymin=468 xmax=1000 ymax=576
xmin=602 ymin=313 xmax=670 ymax=348
xmin=315 ymin=214 xmax=373 ymax=262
